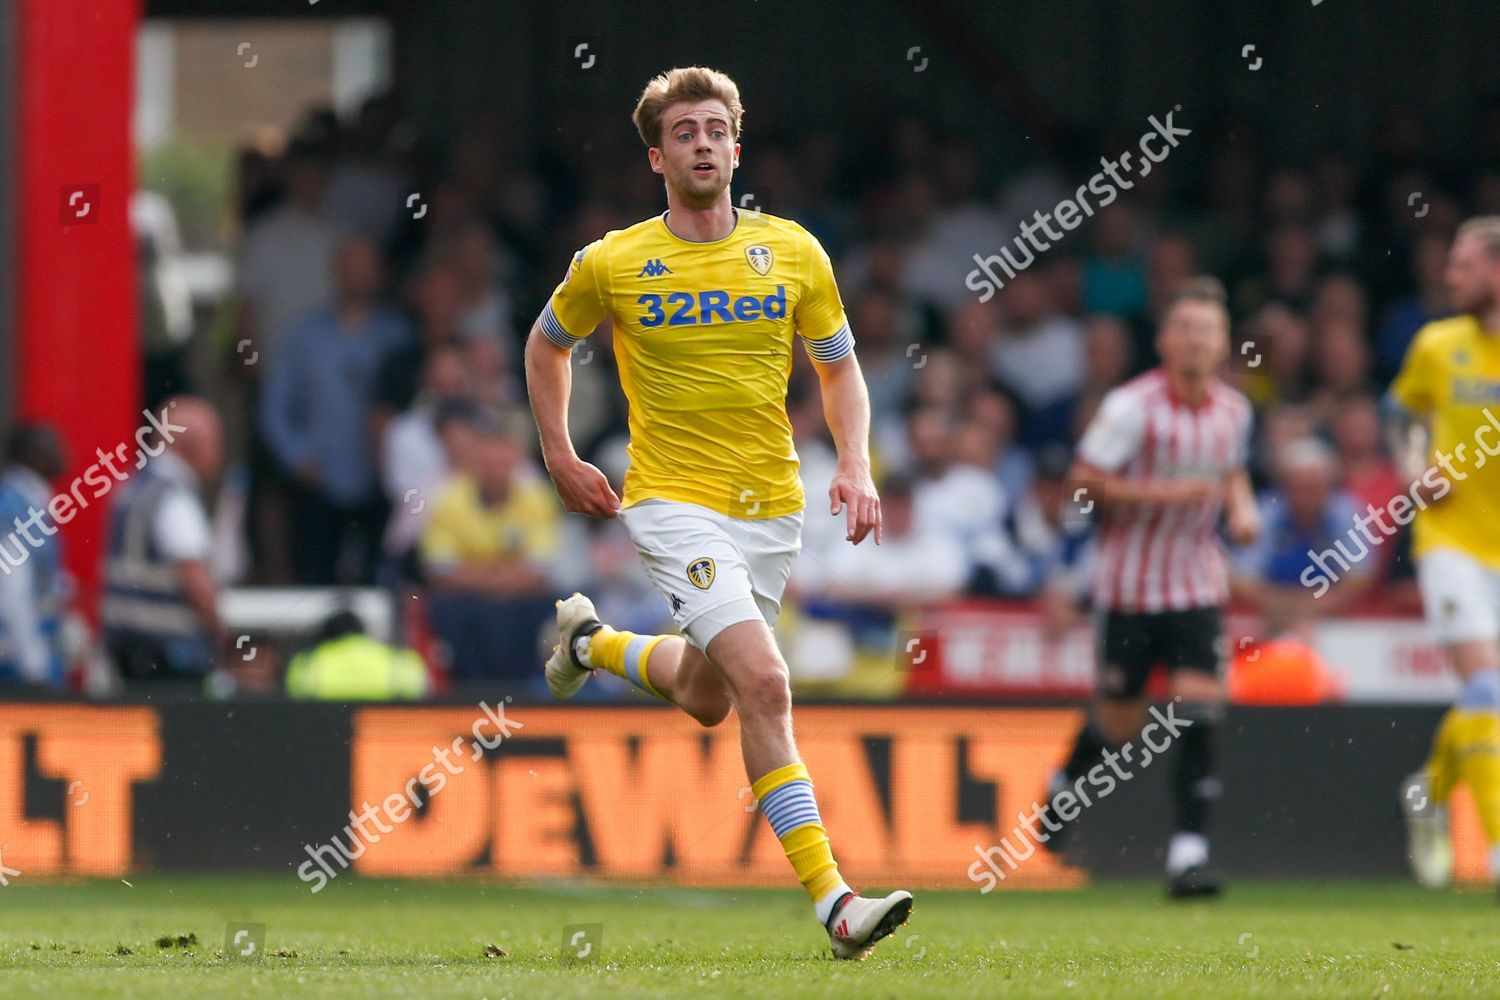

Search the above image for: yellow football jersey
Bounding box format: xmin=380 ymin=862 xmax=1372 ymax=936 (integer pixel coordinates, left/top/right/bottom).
xmin=542 ymin=210 xmax=851 ymax=518
xmin=1390 ymin=315 xmax=1500 ymax=569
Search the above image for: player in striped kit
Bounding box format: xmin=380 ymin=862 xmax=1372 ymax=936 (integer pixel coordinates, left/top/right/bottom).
xmin=1045 ymin=277 xmax=1260 ymax=896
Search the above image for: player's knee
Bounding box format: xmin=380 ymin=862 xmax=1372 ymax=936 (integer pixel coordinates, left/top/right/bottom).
xmin=1095 ymin=701 xmax=1144 ymax=746
xmin=736 ymin=666 xmax=792 ymax=722
xmin=1096 ymin=720 xmax=1134 ymax=747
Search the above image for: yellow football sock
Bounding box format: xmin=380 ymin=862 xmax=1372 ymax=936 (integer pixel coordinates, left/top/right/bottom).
xmin=583 ymin=626 xmax=668 ymax=699
xmin=1451 ymin=709 xmax=1500 ymax=843
xmin=752 ymin=762 xmax=850 ymax=907
xmin=1426 ymin=706 xmax=1462 ymax=806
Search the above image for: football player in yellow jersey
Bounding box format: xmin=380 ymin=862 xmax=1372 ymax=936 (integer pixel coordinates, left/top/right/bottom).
xmin=1389 ymin=217 xmax=1500 ymax=889
xmin=523 ymin=67 xmax=912 ymax=958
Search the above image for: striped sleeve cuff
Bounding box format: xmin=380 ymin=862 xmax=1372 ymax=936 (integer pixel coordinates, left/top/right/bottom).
xmin=540 ymin=303 xmax=584 ymax=350
xmin=802 ymin=323 xmax=854 ymax=363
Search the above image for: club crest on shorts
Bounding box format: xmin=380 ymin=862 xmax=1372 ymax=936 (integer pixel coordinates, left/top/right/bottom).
xmin=686 ymin=557 xmax=716 ymax=590
xmin=745 ymin=244 xmax=773 ymax=276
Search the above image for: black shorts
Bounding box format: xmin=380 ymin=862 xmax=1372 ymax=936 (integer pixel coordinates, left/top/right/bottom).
xmin=1096 ymin=606 xmax=1224 ymax=700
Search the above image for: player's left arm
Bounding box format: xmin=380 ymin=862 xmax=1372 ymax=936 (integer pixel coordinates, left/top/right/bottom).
xmin=1224 ymin=400 xmax=1260 ymax=546
xmin=1224 ymin=468 xmax=1260 ymax=547
xmin=811 ymin=352 xmax=881 ymax=545
xmin=798 ymin=230 xmax=880 ymax=545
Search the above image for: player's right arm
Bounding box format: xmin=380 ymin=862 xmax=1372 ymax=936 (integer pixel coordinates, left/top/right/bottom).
xmin=524 ymin=241 xmax=621 ymax=519
xmin=525 ymin=328 xmax=620 ymax=518
xmin=1067 ymin=388 xmax=1222 ymax=509
xmin=1385 ymin=325 xmax=1441 ymax=505
xmin=1066 ymin=465 xmax=1221 ymax=509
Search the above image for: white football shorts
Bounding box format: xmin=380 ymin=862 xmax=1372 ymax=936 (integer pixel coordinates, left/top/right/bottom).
xmin=618 ymin=499 xmax=803 ymax=650
xmin=1417 ymin=546 xmax=1500 ymax=645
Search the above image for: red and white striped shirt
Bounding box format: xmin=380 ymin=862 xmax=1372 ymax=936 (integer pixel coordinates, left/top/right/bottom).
xmin=1075 ymin=370 xmax=1252 ymax=613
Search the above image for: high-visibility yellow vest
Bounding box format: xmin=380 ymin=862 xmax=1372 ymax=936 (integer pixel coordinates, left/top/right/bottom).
xmin=285 ymin=634 xmax=427 ymax=700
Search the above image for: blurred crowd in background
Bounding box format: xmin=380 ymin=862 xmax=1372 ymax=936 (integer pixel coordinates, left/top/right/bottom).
xmin=7 ymin=92 xmax=1495 ymax=696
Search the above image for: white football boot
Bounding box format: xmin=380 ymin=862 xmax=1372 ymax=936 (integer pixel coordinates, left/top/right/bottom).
xmin=1400 ymin=771 xmax=1452 ymax=888
xmin=825 ymin=890 xmax=914 ymax=960
xmin=543 ymin=593 xmax=603 ymax=701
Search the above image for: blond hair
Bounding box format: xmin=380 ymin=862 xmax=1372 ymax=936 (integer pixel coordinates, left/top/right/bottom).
xmin=1457 ymin=216 xmax=1500 ymax=257
xmin=1166 ymin=275 xmax=1230 ymax=326
xmin=632 ymin=67 xmax=744 ymax=148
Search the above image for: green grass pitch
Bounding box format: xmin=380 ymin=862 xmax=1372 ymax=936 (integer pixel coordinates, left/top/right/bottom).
xmin=1 ymin=877 xmax=1497 ymax=998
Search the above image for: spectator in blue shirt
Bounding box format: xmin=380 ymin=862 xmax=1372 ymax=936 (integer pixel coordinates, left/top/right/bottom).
xmin=1232 ymin=437 xmax=1376 ymax=626
xmin=0 ymin=425 xmax=69 ymax=688
xmin=260 ymin=236 xmax=412 ymax=584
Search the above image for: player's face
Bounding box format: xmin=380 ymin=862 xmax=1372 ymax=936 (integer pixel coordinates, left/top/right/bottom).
xmin=648 ymin=100 xmax=739 ymax=208
xmin=1444 ymin=235 xmax=1500 ymax=314
xmin=1156 ymin=299 xmax=1229 ymax=378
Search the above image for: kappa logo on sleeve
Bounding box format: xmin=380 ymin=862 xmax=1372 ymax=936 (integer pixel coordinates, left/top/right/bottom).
xmin=562 ymin=248 xmax=586 ymax=286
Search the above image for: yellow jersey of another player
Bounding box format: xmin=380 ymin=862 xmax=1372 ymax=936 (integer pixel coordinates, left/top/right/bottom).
xmin=541 ymin=210 xmax=852 ymax=518
xmin=1390 ymin=314 xmax=1500 ymax=569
